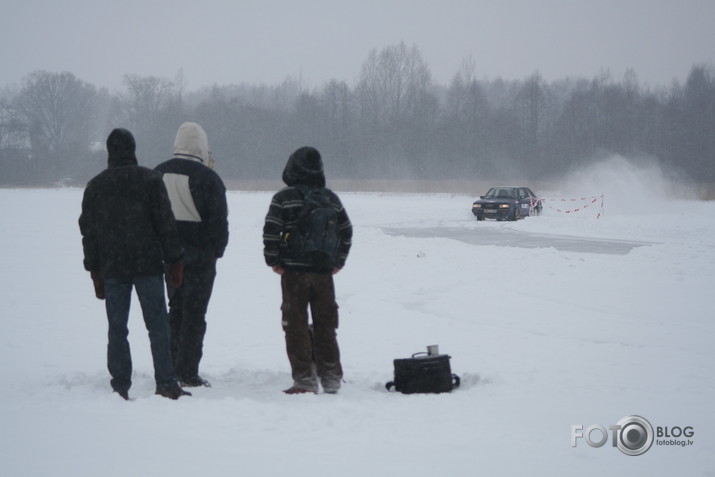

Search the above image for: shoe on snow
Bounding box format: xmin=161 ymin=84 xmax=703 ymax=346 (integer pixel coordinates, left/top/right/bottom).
xmin=155 ymin=382 xmax=192 ymax=399
xmin=115 ymin=389 xmax=130 ymax=400
xmin=322 ymin=381 xmax=341 ymax=394
xmin=180 ymin=375 xmax=212 ymax=388
xmin=283 ymin=386 xmax=317 ymax=395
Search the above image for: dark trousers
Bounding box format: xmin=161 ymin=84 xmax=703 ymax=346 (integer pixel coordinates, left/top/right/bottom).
xmin=280 ymin=270 xmax=343 ymax=392
xmin=104 ymin=275 xmax=176 ymax=393
xmin=166 ymin=260 xmax=216 ymax=380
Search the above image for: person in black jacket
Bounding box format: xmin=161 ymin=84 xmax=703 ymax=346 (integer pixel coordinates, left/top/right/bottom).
xmin=155 ymin=122 xmax=229 ymax=388
xmin=79 ymin=128 xmax=190 ymax=400
xmin=263 ymin=146 xmax=352 ymax=394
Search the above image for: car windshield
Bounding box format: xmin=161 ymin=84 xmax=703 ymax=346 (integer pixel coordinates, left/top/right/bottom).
xmin=485 ymin=188 xmax=517 ymax=199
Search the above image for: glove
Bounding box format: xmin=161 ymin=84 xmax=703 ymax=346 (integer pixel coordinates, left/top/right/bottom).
xmin=90 ymin=271 xmax=105 ymax=300
xmin=169 ymin=263 xmax=184 ymax=288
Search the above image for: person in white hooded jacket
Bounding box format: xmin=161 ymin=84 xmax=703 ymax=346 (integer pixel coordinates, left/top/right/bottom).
xmin=155 ymin=122 xmax=229 ymax=388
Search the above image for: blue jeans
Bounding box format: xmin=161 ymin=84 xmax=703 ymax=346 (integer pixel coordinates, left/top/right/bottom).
xmin=104 ymin=275 xmax=176 ymax=393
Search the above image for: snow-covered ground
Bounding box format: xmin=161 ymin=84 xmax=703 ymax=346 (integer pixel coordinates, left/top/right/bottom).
xmin=1 ymin=159 xmax=713 ymax=476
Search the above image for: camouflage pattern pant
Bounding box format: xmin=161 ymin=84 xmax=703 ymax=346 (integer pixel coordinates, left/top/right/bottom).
xmin=280 ymin=270 xmax=343 ymax=392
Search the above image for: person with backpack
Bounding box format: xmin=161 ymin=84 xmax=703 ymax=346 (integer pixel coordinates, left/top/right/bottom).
xmin=155 ymin=122 xmax=229 ymax=388
xmin=263 ymin=146 xmax=352 ymax=394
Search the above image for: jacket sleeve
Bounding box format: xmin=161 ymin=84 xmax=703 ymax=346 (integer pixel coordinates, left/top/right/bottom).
xmin=333 ymin=195 xmax=352 ymax=269
xmin=79 ymin=185 xmax=100 ymax=273
xmin=206 ymin=175 xmax=229 ymax=259
xmin=151 ymin=175 xmax=184 ymax=265
xmin=262 ymin=193 xmax=285 ymax=267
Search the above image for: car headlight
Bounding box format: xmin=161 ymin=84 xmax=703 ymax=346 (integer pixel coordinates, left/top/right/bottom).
xmin=499 ymin=204 xmax=510 ymax=208
xmin=472 ymin=204 xmax=481 ymax=208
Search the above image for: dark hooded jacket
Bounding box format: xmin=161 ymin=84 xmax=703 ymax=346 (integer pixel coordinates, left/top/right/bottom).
xmin=79 ymin=128 xmax=183 ymax=278
xmin=154 ymin=122 xmax=229 ymax=265
xmin=263 ymin=146 xmax=352 ymax=272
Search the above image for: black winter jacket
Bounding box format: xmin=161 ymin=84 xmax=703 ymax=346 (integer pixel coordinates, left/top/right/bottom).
xmin=79 ymin=159 xmax=183 ymax=279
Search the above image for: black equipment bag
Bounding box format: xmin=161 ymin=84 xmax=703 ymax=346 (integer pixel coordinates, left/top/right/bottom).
xmin=386 ymin=352 xmax=460 ymax=394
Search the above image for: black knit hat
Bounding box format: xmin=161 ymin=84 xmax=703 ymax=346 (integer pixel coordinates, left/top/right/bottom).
xmin=106 ymin=128 xmax=138 ymax=167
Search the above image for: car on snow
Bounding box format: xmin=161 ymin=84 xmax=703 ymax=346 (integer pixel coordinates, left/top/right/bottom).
xmin=471 ymin=186 xmax=543 ymax=221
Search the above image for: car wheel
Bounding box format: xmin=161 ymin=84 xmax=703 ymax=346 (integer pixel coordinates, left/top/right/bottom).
xmin=476 ymin=215 xmax=485 ymax=221
xmin=512 ymin=208 xmax=521 ymax=221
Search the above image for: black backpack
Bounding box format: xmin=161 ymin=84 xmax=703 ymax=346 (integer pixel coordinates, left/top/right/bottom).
xmin=287 ymin=186 xmax=340 ymax=268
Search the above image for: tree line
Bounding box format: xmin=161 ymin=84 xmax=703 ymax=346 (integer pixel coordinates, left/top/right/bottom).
xmin=1 ymin=42 xmax=714 ymax=188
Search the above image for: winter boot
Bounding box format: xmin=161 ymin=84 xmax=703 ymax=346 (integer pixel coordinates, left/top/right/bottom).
xmin=156 ymin=381 xmax=192 ymax=400
xmin=283 ymin=386 xmax=318 ymax=395
xmin=180 ymin=375 xmax=212 ymax=388
xmin=114 ymin=389 xmax=130 ymax=400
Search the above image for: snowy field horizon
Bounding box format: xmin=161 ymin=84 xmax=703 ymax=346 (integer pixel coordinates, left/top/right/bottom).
xmin=1 ymin=157 xmax=713 ymax=476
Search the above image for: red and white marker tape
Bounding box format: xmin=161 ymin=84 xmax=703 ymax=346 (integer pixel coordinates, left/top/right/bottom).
xmin=540 ymin=195 xmax=605 ymax=219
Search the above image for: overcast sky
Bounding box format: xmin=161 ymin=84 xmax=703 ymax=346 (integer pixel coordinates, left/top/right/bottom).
xmin=2 ymin=0 xmax=714 ymax=91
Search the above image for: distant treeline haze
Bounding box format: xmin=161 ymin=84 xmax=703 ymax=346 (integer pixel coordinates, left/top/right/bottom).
xmin=1 ymin=43 xmax=713 ymax=188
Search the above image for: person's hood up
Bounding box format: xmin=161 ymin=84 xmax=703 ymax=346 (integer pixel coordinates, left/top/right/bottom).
xmin=282 ymin=146 xmax=325 ymax=187
xmin=106 ymin=128 xmax=138 ymax=168
xmin=172 ymin=122 xmax=213 ymax=167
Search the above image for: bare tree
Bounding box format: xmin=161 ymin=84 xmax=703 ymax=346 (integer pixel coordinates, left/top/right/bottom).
xmin=320 ymin=79 xmax=354 ymax=174
xmin=513 ymin=72 xmax=546 ymax=149
xmin=356 ymin=42 xmax=433 ymax=124
xmin=0 ymin=99 xmax=28 ymax=150
xmin=14 ymin=71 xmax=96 ymax=154
xmin=115 ymin=74 xmax=182 ymax=165
xmin=447 ymin=56 xmax=479 ymax=116
xmin=354 ymin=42 xmax=437 ymax=175
xmin=117 ymin=74 xmax=176 ymax=132
xmin=0 ymin=99 xmax=32 ymax=185
xmin=680 ymin=64 xmax=715 ymax=179
xmin=12 ymin=71 xmax=97 ymax=183
xmin=442 ymin=56 xmax=492 ymax=175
